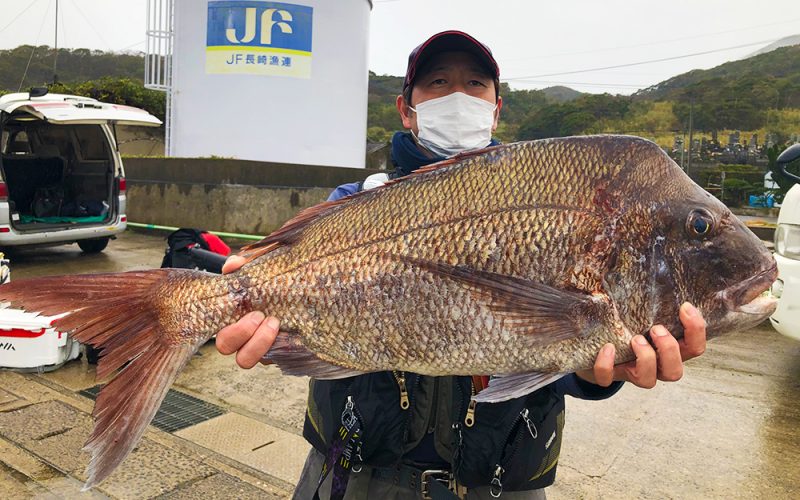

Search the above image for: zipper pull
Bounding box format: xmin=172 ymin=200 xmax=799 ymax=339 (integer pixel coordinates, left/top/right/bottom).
xmin=395 ymin=372 xmax=410 ymax=409
xmin=490 ymin=465 xmax=504 ymax=498
xmin=521 ymin=408 xmax=538 ymax=439
xmin=464 ymin=399 xmax=477 ymax=427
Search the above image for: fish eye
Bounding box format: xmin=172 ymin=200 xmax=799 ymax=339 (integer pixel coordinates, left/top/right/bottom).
xmin=687 ymin=210 xmax=714 ymax=237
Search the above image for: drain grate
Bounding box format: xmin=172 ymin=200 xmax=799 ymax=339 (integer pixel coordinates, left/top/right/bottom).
xmin=79 ymin=385 xmax=226 ymax=433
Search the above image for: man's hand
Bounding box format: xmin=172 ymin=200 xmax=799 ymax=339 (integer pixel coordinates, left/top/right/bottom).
xmin=576 ymin=302 xmax=707 ymax=388
xmin=215 ymin=255 xmax=281 ymax=369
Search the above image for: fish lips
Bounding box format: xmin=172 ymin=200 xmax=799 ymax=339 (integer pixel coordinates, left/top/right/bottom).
xmin=714 ymin=262 xmax=778 ymax=317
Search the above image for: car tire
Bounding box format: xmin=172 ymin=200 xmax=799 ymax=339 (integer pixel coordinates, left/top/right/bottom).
xmin=77 ymin=237 xmax=110 ymax=254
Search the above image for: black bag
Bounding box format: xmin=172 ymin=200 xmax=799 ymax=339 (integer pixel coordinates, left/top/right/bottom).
xmin=31 ymin=185 xmax=64 ymax=217
xmin=160 ymin=227 xmax=226 ymax=273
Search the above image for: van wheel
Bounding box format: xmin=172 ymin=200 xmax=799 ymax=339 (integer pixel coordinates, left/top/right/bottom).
xmin=78 ymin=237 xmax=110 ymax=253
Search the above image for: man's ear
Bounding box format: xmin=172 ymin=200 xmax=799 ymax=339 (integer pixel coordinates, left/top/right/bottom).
xmin=397 ymin=94 xmax=414 ymax=129
xmin=492 ymin=96 xmax=503 ymax=132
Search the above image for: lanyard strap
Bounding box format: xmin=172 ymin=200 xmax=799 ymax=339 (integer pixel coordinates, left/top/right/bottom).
xmin=313 ymin=396 xmax=362 ymax=500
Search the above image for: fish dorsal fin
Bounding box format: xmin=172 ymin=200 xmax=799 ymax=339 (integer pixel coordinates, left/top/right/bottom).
xmin=238 ymin=145 xmax=506 ymax=264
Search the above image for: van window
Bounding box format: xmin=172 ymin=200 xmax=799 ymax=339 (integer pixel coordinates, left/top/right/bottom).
xmin=4 ymin=130 xmax=31 ymax=155
xmin=73 ymin=125 xmax=110 ymax=160
xmin=35 ymin=126 xmax=72 ymax=158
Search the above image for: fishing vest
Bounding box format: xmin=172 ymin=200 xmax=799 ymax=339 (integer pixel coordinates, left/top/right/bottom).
xmin=302 ymin=372 xmax=565 ymax=492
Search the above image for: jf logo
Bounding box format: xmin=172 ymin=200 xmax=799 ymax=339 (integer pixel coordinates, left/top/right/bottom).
xmin=225 ymin=8 xmax=292 ymax=46
xmin=206 ymin=1 xmax=314 ymax=78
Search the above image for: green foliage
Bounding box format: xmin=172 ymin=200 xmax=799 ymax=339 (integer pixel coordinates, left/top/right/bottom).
xmin=720 ymin=177 xmax=760 ymax=207
xmin=637 ymin=46 xmax=800 ymax=133
xmin=517 ymin=93 xmax=632 ymax=140
xmin=0 ymin=45 xmax=144 ymax=90
xmin=367 ymin=126 xmax=392 ymax=143
xmin=765 ymin=142 xmax=800 ymax=202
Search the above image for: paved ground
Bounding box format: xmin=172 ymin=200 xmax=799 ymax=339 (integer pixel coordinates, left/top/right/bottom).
xmin=1 ymin=230 xmax=799 ymax=499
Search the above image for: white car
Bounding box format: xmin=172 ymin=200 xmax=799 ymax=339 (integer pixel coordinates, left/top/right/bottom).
xmin=770 ymin=143 xmax=800 ymax=340
xmin=0 ymin=89 xmax=161 ymax=252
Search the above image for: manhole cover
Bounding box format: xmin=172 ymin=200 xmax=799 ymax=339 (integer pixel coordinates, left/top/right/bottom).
xmin=80 ymin=385 xmax=226 ymax=433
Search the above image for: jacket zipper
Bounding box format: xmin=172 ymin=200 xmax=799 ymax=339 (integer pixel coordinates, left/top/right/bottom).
xmin=464 ymin=380 xmax=477 ymax=427
xmin=490 ymin=464 xmax=505 ymax=498
xmin=399 ymin=372 xmax=420 ymax=451
xmin=392 ymin=370 xmax=410 ymax=410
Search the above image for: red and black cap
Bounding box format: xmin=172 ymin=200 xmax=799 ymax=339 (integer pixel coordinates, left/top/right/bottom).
xmin=403 ymin=30 xmax=500 ymax=94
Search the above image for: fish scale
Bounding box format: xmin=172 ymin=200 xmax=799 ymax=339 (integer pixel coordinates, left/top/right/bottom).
xmin=0 ymin=135 xmax=777 ymax=489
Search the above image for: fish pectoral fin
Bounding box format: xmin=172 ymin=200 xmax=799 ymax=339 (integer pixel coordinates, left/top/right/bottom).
xmin=401 ymin=257 xmax=606 ymax=344
xmin=263 ymin=332 xmax=371 ymax=379
xmin=473 ymin=372 xmax=569 ymax=403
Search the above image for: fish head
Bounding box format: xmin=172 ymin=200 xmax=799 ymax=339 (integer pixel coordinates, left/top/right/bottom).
xmin=645 ymin=162 xmax=777 ymax=339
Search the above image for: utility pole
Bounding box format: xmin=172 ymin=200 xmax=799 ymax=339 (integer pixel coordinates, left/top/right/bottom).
xmin=53 ymin=0 xmax=58 ymax=84
xmin=687 ymin=96 xmax=694 ymax=174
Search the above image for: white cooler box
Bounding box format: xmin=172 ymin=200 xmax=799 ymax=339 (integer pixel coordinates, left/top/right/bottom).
xmin=0 ymin=306 xmax=80 ymax=372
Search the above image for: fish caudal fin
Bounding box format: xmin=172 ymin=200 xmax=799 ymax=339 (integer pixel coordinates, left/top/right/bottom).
xmin=0 ymin=270 xmax=202 ymax=489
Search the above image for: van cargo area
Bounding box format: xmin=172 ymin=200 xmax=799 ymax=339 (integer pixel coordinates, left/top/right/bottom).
xmin=0 ymin=120 xmax=117 ymax=230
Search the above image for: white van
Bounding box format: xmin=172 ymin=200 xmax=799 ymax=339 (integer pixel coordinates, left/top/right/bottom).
xmin=770 ymin=143 xmax=800 ymax=340
xmin=0 ymin=90 xmax=161 ymax=252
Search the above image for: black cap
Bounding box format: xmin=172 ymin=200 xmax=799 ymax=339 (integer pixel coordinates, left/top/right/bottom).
xmin=403 ymin=30 xmax=500 ymax=94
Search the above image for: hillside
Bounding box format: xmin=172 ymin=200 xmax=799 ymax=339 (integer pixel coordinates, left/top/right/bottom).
xmin=0 ymin=45 xmax=143 ymax=90
xmin=540 ymin=85 xmax=583 ymax=102
xmin=634 ymin=44 xmax=800 ymax=103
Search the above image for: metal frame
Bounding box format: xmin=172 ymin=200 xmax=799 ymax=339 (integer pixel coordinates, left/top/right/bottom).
xmin=144 ymin=0 xmax=175 ymax=155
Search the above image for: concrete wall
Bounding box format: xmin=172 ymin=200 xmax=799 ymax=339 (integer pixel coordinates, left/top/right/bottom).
xmin=123 ymin=157 xmax=384 ymax=235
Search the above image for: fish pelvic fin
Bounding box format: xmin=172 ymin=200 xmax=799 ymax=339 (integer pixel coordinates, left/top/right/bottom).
xmin=474 ymin=372 xmax=569 ymax=403
xmin=399 ymin=257 xmax=608 ymax=345
xmin=0 ymin=269 xmax=206 ymax=489
xmin=263 ymin=332 xmax=371 ymax=379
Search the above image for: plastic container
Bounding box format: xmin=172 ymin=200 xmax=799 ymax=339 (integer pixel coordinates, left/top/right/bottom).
xmin=0 ymin=306 xmax=80 ymax=372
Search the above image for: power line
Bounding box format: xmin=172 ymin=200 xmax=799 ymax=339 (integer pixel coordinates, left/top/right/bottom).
xmin=0 ymin=0 xmax=42 ymax=37
xmin=503 ymin=18 xmax=800 ymax=63
xmin=68 ymin=0 xmax=112 ymax=50
xmin=508 ymin=80 xmax=648 ymax=89
xmin=504 ymin=38 xmax=781 ymax=81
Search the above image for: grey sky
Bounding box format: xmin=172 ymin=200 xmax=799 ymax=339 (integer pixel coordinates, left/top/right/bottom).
xmin=1 ymin=0 xmax=799 ymax=95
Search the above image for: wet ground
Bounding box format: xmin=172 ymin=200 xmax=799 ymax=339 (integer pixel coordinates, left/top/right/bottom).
xmin=1 ymin=230 xmax=799 ymax=499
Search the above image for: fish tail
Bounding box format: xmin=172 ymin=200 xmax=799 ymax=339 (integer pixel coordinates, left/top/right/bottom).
xmin=0 ymin=269 xmax=209 ymax=489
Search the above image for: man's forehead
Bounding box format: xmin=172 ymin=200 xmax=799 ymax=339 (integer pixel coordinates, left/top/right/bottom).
xmin=416 ymin=51 xmax=493 ymax=78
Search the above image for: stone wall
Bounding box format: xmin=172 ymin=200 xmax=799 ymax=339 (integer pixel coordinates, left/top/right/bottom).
xmin=123 ymin=157 xmax=383 ymax=235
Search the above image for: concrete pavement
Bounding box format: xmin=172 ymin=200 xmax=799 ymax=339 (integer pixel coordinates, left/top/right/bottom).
xmin=0 ymin=230 xmax=799 ymax=499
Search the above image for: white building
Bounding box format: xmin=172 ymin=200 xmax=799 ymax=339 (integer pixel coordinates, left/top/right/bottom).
xmin=146 ymin=0 xmax=372 ymax=167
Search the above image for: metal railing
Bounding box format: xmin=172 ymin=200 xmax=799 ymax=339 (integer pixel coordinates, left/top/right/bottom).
xmin=144 ymin=0 xmax=175 ymax=155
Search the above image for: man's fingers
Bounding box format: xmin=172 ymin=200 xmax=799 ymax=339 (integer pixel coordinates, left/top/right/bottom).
xmin=650 ymin=325 xmax=683 ymax=382
xmin=620 ymin=335 xmax=657 ymax=388
xmin=215 ymin=311 xmax=265 ymax=355
xmin=235 ymin=316 xmax=280 ymax=369
xmin=222 ymin=255 xmax=247 ymax=274
xmin=591 ymin=343 xmax=616 ymax=387
xmin=678 ymin=302 xmax=707 ymax=361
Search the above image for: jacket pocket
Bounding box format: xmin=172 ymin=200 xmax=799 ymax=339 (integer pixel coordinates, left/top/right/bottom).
xmin=453 ymin=386 xmax=564 ymax=492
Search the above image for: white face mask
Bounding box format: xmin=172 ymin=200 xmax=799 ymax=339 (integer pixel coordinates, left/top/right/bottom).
xmin=409 ymin=92 xmax=497 ymax=157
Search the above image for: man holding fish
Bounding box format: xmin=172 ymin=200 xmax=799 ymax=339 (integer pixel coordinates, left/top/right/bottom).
xmin=216 ymin=31 xmax=708 ymax=499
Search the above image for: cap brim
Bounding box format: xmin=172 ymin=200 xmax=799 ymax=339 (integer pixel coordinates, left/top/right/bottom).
xmin=405 ymin=31 xmax=499 ymax=90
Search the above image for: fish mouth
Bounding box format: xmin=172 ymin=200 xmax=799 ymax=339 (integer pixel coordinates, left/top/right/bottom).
xmin=715 ymin=262 xmax=778 ymax=315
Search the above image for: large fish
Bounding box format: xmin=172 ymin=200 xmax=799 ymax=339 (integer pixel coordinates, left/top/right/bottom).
xmin=0 ymin=135 xmax=777 ymax=488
